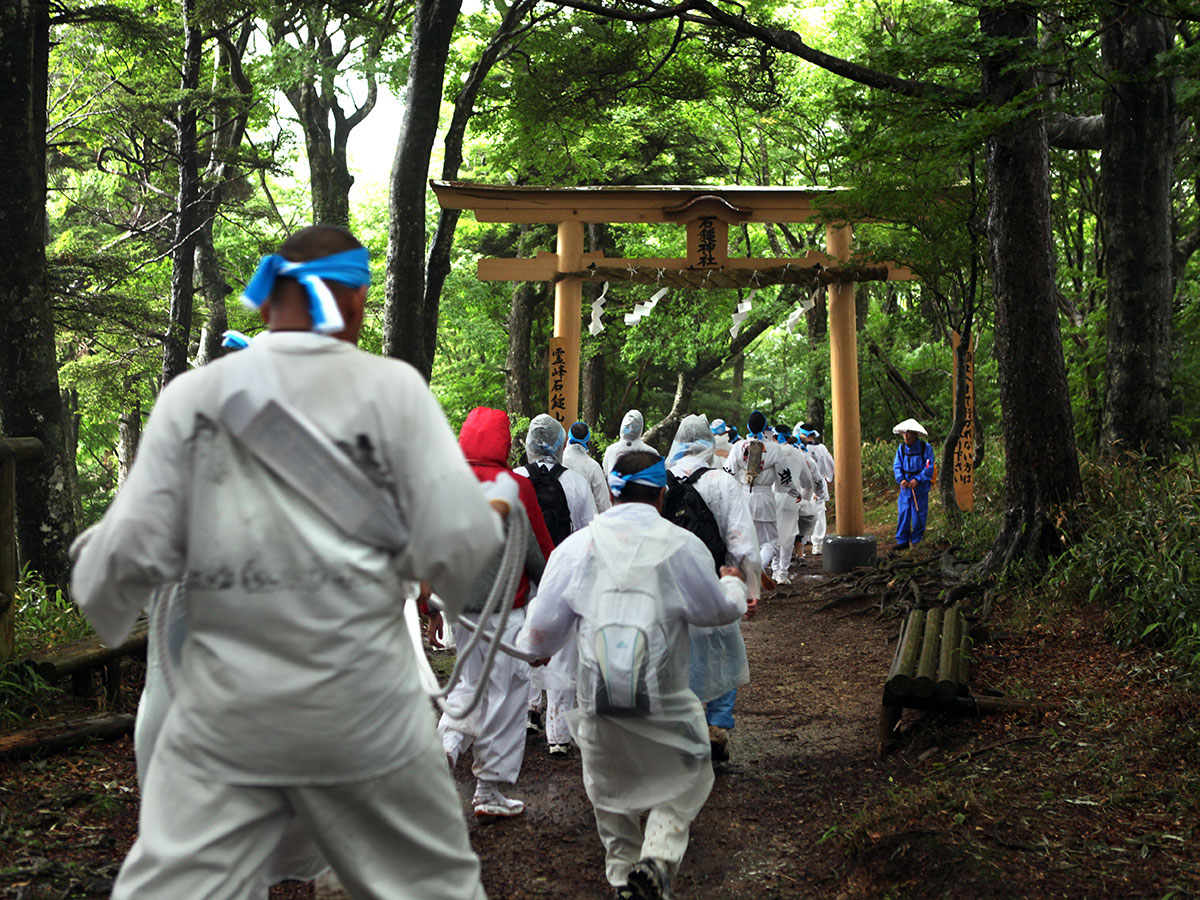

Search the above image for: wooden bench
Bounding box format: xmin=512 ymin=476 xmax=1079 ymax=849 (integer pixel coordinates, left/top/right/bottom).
xmin=22 ymin=620 xmax=148 ymax=702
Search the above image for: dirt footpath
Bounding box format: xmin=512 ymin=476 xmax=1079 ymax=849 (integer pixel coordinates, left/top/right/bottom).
xmin=464 ymin=555 xmax=896 ymax=900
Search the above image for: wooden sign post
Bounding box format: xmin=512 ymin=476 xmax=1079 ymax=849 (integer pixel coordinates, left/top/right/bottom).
xmin=950 ymin=330 xmax=976 ymax=512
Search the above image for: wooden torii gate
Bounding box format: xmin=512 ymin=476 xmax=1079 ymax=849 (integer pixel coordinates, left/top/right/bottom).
xmin=433 ymin=182 xmax=915 ymax=569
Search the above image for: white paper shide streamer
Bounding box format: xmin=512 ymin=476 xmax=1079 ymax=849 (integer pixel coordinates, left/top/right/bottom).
xmin=729 ymin=290 xmax=757 ymax=338
xmin=588 ymin=282 xmax=610 ymax=336
xmin=784 ymin=288 xmax=819 ymax=335
xmin=624 ymin=287 xmax=669 ymax=326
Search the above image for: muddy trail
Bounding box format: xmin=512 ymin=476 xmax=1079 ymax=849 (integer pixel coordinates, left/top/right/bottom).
xmin=466 ymin=553 xmax=894 ymax=900
xmin=4 ymin=540 xmax=1200 ymax=899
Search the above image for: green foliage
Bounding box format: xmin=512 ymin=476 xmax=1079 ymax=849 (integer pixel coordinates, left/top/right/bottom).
xmin=13 ymin=565 xmax=93 ymax=657
xmin=1048 ymin=456 xmax=1200 ymax=672
xmin=0 ymin=663 xmax=58 ymax=728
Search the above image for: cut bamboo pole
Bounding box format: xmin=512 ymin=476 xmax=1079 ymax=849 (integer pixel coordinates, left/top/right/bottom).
xmin=935 ymin=609 xmax=962 ymax=700
xmin=912 ymin=607 xmax=943 ymax=699
xmin=884 ymin=608 xmax=925 ymax=697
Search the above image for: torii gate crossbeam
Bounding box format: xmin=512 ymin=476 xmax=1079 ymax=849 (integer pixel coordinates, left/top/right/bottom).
xmin=433 ymin=181 xmax=916 ymax=572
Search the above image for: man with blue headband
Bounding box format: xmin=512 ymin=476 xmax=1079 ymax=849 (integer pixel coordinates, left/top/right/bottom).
xmin=518 ymin=450 xmax=747 ymax=900
xmin=71 ymin=225 xmax=505 ymax=900
xmin=724 ymin=410 xmax=801 ymax=585
xmin=564 ymin=420 xmax=612 ymax=513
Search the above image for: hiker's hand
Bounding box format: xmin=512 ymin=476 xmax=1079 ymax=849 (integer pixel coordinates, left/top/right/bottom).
xmin=744 ymin=595 xmax=759 ymax=619
xmin=427 ymin=612 xmax=446 ymax=649
xmin=720 ymin=566 xmax=744 ymax=581
xmin=531 ymin=657 xmax=551 ymax=667
xmin=484 ymin=472 xmax=519 ymax=519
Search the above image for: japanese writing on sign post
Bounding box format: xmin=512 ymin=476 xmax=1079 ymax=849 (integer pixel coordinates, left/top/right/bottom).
xmin=697 ymin=217 xmax=718 ymax=267
xmin=548 ymin=339 xmax=570 ymax=424
xmin=950 ymin=330 xmax=976 ymax=512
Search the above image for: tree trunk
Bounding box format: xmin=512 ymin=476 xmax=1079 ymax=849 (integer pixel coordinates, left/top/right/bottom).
xmin=193 ymin=219 xmax=229 ymax=367
xmin=732 ymin=351 xmax=744 ymax=411
xmin=1098 ymin=7 xmax=1174 ymax=460
xmin=644 ymin=369 xmax=698 ymax=447
xmin=0 ymin=0 xmax=75 ymax=591
xmin=979 ymin=3 xmax=1081 ymax=570
xmin=382 ymin=0 xmax=463 ymax=380
xmin=160 ymin=0 xmax=204 ymax=389
xmin=423 ymin=0 xmax=535 ymax=371
xmin=505 ymin=281 xmax=536 ymax=419
xmin=806 ymin=288 xmax=828 ymax=434
xmin=581 ymin=350 xmax=604 ymax=428
xmin=117 ymin=397 xmax=141 ymax=490
xmin=301 ymin=94 xmax=355 ymax=228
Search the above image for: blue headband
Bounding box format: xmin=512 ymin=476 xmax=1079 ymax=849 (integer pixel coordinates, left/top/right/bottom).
xmin=221 ymin=329 xmax=251 ymax=350
xmin=568 ymin=422 xmax=591 ymax=448
xmin=670 ymin=438 xmax=714 ymax=463
xmin=240 ymin=247 xmax=371 ymax=335
xmin=608 ymin=458 xmax=667 ymax=497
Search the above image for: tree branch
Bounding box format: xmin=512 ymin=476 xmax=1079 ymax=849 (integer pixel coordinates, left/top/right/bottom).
xmin=553 ymin=0 xmax=976 ymax=106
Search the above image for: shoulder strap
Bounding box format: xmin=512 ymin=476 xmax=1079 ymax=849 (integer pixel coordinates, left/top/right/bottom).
xmin=684 ymin=467 xmax=710 ymax=486
xmin=217 ymin=344 xmax=408 ymax=552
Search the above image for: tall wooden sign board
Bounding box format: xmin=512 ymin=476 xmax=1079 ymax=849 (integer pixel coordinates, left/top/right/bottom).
xmin=950 ymin=330 xmax=976 ymax=512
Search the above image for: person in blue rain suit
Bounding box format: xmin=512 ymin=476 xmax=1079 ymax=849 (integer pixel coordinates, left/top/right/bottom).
xmin=892 ymin=418 xmax=935 ymax=550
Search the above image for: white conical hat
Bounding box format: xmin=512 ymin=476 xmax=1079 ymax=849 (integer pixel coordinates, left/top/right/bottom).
xmin=892 ymin=418 xmax=928 ymax=436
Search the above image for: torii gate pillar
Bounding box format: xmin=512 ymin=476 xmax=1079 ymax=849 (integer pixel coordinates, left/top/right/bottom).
xmin=549 ymin=221 xmax=584 ymax=425
xmin=824 ymin=223 xmax=876 ymax=571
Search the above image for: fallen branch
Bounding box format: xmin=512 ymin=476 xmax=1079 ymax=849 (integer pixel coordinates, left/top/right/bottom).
xmin=952 ymin=734 xmax=1042 ymax=761
xmin=0 ymin=714 xmax=135 ymax=761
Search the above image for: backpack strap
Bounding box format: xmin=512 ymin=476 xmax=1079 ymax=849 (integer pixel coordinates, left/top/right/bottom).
xmin=684 ymin=467 xmax=710 ymax=486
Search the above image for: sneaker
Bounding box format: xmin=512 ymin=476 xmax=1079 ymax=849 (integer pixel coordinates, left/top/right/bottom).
xmin=548 ymin=742 xmax=571 ymax=757
xmin=627 ymin=858 xmax=673 ymax=900
xmin=313 ymin=871 xmax=351 ymax=900
xmin=473 ymin=783 xmax=525 ymax=818
xmin=895 ymin=542 xmax=909 ymax=551
xmin=615 ymin=887 xmax=637 ymax=900
xmin=526 ymin=709 xmax=543 ymax=734
xmin=708 ymin=725 xmax=729 ymax=764
xmin=773 ymin=572 xmax=790 ymax=585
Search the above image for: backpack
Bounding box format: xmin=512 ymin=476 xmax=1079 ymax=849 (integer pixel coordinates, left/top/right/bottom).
xmin=527 ymin=463 xmax=572 ymax=545
xmin=744 ymin=439 xmax=765 ymax=485
xmin=662 ymin=468 xmax=727 ymax=574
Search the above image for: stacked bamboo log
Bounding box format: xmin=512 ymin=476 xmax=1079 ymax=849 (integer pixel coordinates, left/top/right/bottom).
xmin=885 ymin=606 xmax=971 ymax=702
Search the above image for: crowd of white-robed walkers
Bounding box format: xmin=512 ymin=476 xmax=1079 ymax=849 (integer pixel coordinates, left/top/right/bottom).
xmin=66 ymin=224 xmax=836 ymax=900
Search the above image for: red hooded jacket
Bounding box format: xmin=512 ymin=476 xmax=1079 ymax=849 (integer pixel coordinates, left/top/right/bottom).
xmin=457 ymin=407 xmax=555 ymax=608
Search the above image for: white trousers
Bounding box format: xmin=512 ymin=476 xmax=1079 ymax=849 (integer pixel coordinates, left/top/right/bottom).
xmin=440 ymin=609 xmax=530 ymax=785
xmin=114 ymin=728 xmax=485 ymax=900
xmin=593 ymin=799 xmax=694 ymax=887
xmin=526 ymin=687 xmax=574 ymax=746
xmin=755 ymin=519 xmax=778 ymax=573
xmin=811 ymin=499 xmax=828 ymax=551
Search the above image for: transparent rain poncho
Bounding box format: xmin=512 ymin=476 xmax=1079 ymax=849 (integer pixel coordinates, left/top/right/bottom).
xmin=668 ymin=414 xmax=716 ymax=466
xmin=603 ymin=410 xmax=653 ymax=474
xmin=665 ymin=415 xmax=753 ymax=701
xmin=526 ymin=413 xmax=566 ymax=464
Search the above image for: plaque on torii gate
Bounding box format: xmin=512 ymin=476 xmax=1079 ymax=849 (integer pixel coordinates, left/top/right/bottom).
xmin=432 ymin=181 xmax=915 ymax=569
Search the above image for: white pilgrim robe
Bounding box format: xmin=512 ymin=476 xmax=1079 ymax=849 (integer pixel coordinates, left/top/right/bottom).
xmin=668 ymin=454 xmax=758 ymax=702
xmin=563 ymin=442 xmax=612 ymax=512
xmin=517 ymin=502 xmax=746 ymax=820
xmin=71 ymin=333 xmax=500 ymax=899
xmin=516 ymin=460 xmax=597 ymax=744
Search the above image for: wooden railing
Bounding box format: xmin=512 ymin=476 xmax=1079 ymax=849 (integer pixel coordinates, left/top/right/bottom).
xmin=1 ymin=437 xmax=44 ymax=662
